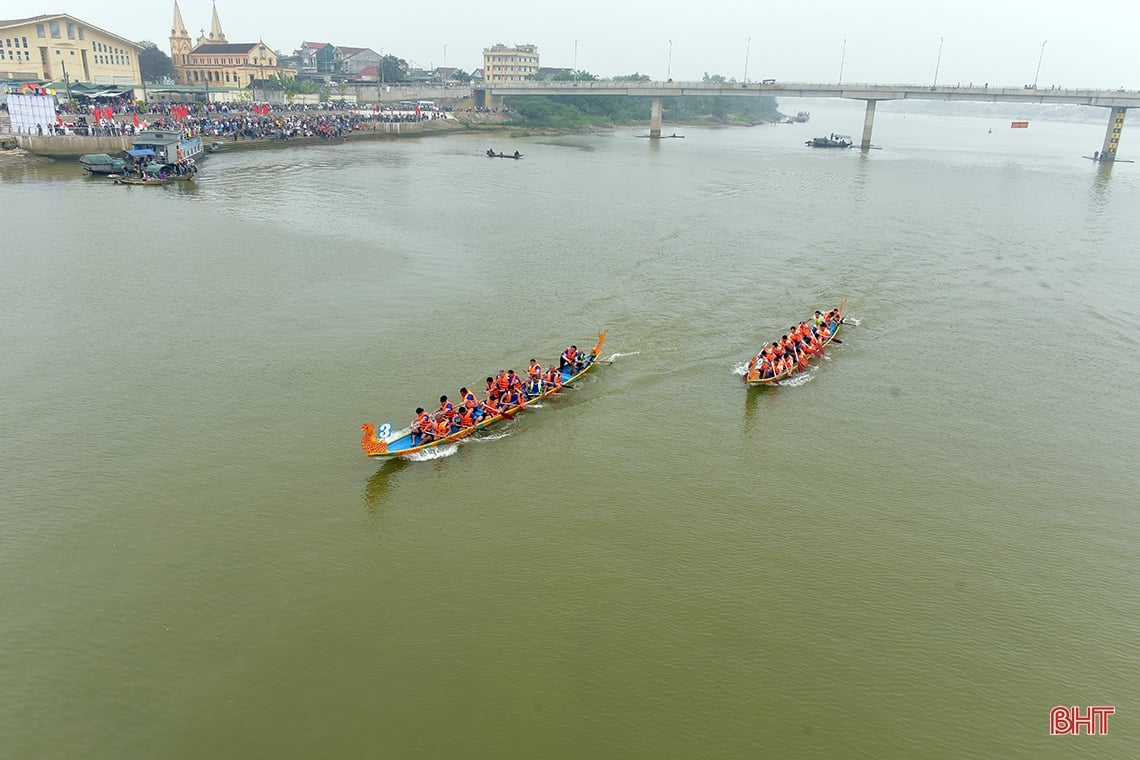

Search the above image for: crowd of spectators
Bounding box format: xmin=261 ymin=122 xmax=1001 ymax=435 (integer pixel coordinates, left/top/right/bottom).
xmin=18 ymin=99 xmax=450 ymax=139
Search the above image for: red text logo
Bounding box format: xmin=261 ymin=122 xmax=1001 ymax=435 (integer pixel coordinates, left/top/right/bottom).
xmin=1050 ymin=706 xmax=1114 ymax=735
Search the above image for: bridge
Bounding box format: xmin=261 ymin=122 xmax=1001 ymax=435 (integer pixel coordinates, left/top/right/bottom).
xmin=477 ymin=80 xmax=1140 ymax=161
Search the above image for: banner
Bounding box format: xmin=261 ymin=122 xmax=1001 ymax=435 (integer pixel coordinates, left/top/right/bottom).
xmin=1011 ymin=121 xmax=1029 ymax=128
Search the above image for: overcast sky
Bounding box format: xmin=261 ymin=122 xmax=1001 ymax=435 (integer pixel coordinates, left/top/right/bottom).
xmin=54 ymin=0 xmax=1140 ymax=89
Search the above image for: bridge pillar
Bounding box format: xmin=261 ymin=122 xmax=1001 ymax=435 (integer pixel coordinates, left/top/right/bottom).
xmin=649 ymin=96 xmax=663 ymax=138
xmin=860 ymin=100 xmax=877 ymax=151
xmin=1100 ymin=106 xmax=1127 ymax=161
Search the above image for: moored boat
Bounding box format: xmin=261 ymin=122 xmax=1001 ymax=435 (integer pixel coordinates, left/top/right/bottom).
xmin=744 ymin=301 xmax=846 ymax=386
xmin=361 ymin=330 xmax=608 ymax=461
xmin=806 ymin=134 xmax=853 ymax=148
xmin=112 ymin=175 xmax=170 ymax=186
xmin=129 ymin=129 xmax=204 ymax=164
xmin=79 ymin=153 xmax=127 ymax=174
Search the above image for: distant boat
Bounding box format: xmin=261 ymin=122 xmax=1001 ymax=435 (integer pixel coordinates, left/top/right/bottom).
xmin=486 ymin=150 xmax=523 ymax=159
xmin=806 ymin=134 xmax=853 ymax=148
xmin=79 ymin=153 xmax=127 ymax=174
xmin=793 ymin=111 xmax=810 ymax=123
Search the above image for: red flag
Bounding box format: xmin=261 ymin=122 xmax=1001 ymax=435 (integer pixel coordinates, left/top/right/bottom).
xmin=415 ymin=104 xmax=421 ymax=115
xmin=132 ymin=112 xmax=140 ymax=127
xmin=57 ymin=114 xmax=63 ymax=126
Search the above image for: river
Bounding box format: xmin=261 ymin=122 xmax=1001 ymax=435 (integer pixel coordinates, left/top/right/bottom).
xmin=2 ymin=106 xmax=1138 ymax=758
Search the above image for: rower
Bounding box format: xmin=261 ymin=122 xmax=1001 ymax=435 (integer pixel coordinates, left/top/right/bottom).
xmin=410 ymin=407 xmax=430 ymax=445
xmin=560 ymin=345 xmax=579 ymax=372
xmin=544 ymin=364 xmax=562 ymax=390
xmin=438 ymin=395 xmax=456 ymax=422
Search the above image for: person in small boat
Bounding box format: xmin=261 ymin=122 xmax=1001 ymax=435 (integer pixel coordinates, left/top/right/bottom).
xmin=513 ymin=150 xmax=521 ymax=158
xmin=482 ymin=391 xmax=503 ymax=417
xmin=495 ymin=370 xmax=511 ymax=393
xmin=438 ymin=395 xmax=456 ymax=424
xmin=506 ymin=370 xmax=523 ymax=391
xmin=543 ymin=364 xmax=563 ymax=391
xmin=526 ymin=359 xmax=543 ymax=392
xmin=525 ymin=373 xmax=543 ymax=398
xmin=485 ymin=376 xmax=497 ymax=396
xmin=501 ymin=385 xmax=525 ymax=410
xmin=487 ymin=148 xmax=495 ymax=157
xmin=455 ymin=404 xmax=475 ymax=432
xmin=560 ymin=345 xmax=580 ymax=372
xmin=431 ymin=415 xmax=450 ymax=441
xmin=410 ymin=407 xmax=431 ymax=445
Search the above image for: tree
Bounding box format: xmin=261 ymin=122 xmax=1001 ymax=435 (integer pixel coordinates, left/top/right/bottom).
xmin=378 ymin=54 xmax=408 ymax=83
xmin=551 ymin=69 xmax=598 ymax=82
xmin=138 ymin=41 xmax=174 ymax=84
xmin=613 ymin=73 xmax=652 ymax=82
xmin=702 ymin=72 xmax=727 ymax=84
xmin=450 ymin=69 xmax=472 ymax=83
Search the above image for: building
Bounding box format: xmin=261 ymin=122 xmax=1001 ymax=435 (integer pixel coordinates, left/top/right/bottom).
xmin=0 ymin=14 xmax=142 ymax=85
xmin=482 ymin=43 xmax=538 ymax=83
xmin=337 ymin=46 xmax=381 ymax=78
xmin=295 ymin=41 xmax=333 ymax=74
xmin=169 ymin=2 xmax=293 ymax=89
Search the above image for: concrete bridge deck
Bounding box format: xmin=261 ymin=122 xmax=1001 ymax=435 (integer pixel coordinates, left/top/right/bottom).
xmin=481 ymin=80 xmax=1140 ymax=108
xmin=478 ymin=80 xmax=1138 ymax=159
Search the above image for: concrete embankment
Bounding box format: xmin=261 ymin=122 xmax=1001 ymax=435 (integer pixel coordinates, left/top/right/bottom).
xmin=7 ymin=117 xmax=472 ymax=158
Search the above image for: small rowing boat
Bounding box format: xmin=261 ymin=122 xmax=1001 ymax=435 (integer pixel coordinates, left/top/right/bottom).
xmin=744 ymin=300 xmax=846 ymax=386
xmin=361 ymin=330 xmax=607 ymax=460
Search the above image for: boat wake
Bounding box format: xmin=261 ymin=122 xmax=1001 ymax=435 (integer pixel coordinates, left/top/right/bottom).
xmin=605 ymin=351 xmax=639 ymax=362
xmin=779 ymin=369 xmax=815 ymax=387
xmin=731 ymin=361 xmax=749 ymax=377
xmin=472 ymin=431 xmax=512 ymax=443
xmin=845 ymin=317 xmax=861 ymax=327
xmin=405 ymin=443 xmax=459 ymax=461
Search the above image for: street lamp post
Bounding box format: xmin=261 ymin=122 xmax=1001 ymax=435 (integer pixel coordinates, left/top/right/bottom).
xmin=1033 ymin=39 xmax=1047 ymax=89
xmin=932 ymin=36 xmax=943 ymax=88
xmin=667 ymin=39 xmax=672 ymax=81
xmin=574 ymin=39 xmax=578 ymax=82
xmin=744 ymin=37 xmax=751 ymax=84
xmin=839 ymin=38 xmax=846 ymax=85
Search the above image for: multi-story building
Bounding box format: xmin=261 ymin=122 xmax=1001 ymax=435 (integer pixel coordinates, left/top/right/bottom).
xmin=0 ymin=14 xmax=142 ymax=85
xmin=169 ymin=2 xmax=293 ymax=89
xmin=295 ymin=41 xmax=334 ymax=74
xmin=337 ymin=46 xmax=381 ymax=78
xmin=482 ymin=43 xmax=539 ymax=83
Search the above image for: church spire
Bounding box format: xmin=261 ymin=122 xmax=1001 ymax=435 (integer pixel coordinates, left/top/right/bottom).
xmin=171 ymin=0 xmax=188 ymax=38
xmin=208 ymin=1 xmax=227 ymax=43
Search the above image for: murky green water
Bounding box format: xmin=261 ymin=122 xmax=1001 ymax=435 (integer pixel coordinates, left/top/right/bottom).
xmin=3 ymin=109 xmax=1138 ymax=758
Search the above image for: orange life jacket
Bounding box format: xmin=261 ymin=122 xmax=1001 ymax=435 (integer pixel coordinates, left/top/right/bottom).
xmin=528 ymin=363 xmax=542 ymax=379
xmin=458 ymin=409 xmax=474 ymax=427
xmin=433 ymin=418 xmax=449 ymax=436
xmin=496 ymin=373 xmax=510 ymax=391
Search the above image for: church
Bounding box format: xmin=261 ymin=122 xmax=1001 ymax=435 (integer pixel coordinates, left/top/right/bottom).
xmin=168 ymin=1 xmax=293 ymax=89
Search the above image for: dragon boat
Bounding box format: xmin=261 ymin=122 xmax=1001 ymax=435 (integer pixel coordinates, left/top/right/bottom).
xmin=745 ymin=300 xmax=846 ymax=386
xmin=361 ymin=330 xmax=607 ymax=461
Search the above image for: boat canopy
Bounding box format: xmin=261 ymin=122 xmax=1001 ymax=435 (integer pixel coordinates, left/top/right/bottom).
xmin=125 ymin=148 xmax=156 ymax=157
